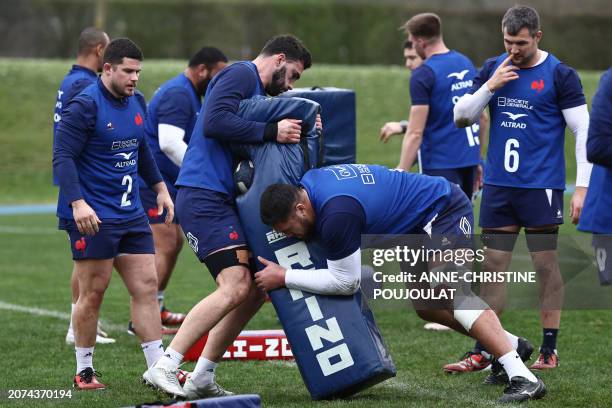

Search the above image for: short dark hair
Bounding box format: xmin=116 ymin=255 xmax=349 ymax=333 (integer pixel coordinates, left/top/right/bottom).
xmin=103 ymin=38 xmax=143 ymax=65
xmin=260 ymin=183 xmax=301 ymax=226
xmin=403 ymin=40 xmax=413 ymax=50
xmin=260 ymin=34 xmax=312 ymax=69
xmin=77 ymin=27 xmax=108 ymax=56
xmin=188 ymin=46 xmax=228 ymax=68
xmin=403 ymin=13 xmax=442 ymax=40
xmin=502 ymin=5 xmax=540 ymax=37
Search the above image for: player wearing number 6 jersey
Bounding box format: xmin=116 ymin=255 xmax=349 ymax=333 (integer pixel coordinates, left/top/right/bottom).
xmin=399 ymin=13 xmax=488 ymax=199
xmin=54 ymin=38 xmax=175 ymax=391
xmin=453 ymin=5 xmax=591 ymax=374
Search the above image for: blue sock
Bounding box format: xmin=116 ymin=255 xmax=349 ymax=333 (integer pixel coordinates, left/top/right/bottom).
xmin=541 ymin=328 xmax=558 ymax=351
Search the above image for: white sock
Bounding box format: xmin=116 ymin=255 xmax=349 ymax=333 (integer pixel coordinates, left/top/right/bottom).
xmin=505 ymin=331 xmax=519 ymax=349
xmin=155 ymin=347 xmax=183 ymax=371
xmin=499 ymin=350 xmax=537 ymax=383
xmin=68 ymin=303 xmax=76 ymax=334
xmin=75 ymin=346 xmax=94 ymax=374
xmin=141 ymin=340 xmax=164 ymax=368
xmin=191 ymin=357 xmax=218 ymax=385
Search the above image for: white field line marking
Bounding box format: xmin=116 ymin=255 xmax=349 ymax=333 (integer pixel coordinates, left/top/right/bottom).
xmin=0 ymin=225 xmax=59 ymax=234
xmin=0 ymin=300 xmax=124 ymax=332
xmin=382 ymin=377 xmax=507 ymax=408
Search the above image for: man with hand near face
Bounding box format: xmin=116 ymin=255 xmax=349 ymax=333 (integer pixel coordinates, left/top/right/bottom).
xmin=454 ymin=5 xmax=591 ymax=375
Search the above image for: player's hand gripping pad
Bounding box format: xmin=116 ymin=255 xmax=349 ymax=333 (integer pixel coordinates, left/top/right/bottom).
xmin=282 ymin=87 xmax=356 ymax=166
xmin=233 ymin=96 xmax=396 ymax=400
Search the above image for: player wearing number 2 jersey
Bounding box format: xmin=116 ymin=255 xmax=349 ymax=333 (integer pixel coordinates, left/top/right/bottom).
xmin=54 ymin=39 xmax=175 ymax=391
xmin=399 ymin=13 xmax=488 ymax=199
xmin=453 ymin=5 xmax=591 ymax=374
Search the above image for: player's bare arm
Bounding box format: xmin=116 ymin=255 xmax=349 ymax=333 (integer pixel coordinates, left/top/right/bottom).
xmin=379 ymin=121 xmax=405 ymax=143
xmin=254 ymin=256 xmax=287 ymax=292
xmin=71 ymin=199 xmax=101 ymax=236
xmin=151 ymin=181 xmax=174 ymax=225
xmin=397 ymin=105 xmax=428 ymax=170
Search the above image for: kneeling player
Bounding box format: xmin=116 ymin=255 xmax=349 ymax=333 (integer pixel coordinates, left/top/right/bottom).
xmin=256 ymin=164 xmax=546 ymax=403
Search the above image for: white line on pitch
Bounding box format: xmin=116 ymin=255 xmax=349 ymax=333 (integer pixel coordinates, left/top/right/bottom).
xmin=0 ymin=300 xmax=124 ymax=332
xmin=0 ymin=225 xmax=59 ymax=234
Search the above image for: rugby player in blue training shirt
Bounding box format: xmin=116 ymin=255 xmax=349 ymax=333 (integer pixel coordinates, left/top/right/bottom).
xmin=397 ymin=13 xmax=488 ymax=200
xmin=578 ymin=68 xmax=612 ymax=285
xmin=454 ymin=5 xmax=592 ymax=374
xmin=256 ymin=164 xmax=546 ymax=403
xmin=146 ymin=35 xmax=319 ymax=399
xmin=54 ymin=38 xmax=176 ymax=392
xmin=378 ymin=41 xmax=423 ymax=142
xmin=135 ymin=47 xmax=228 ymax=334
xmin=53 ymin=27 xmax=116 ymax=346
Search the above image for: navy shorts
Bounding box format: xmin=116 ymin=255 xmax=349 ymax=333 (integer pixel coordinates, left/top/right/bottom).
xmin=424 ymin=166 xmax=477 ymax=199
xmin=176 ymin=187 xmax=247 ymax=262
xmin=139 ymin=184 xmax=179 ymax=224
xmin=479 ymin=184 xmax=564 ymax=228
xmin=421 ymin=183 xmax=474 ymax=250
xmin=59 ymin=215 xmax=154 ymax=260
xmin=592 ymin=234 xmax=612 ymax=286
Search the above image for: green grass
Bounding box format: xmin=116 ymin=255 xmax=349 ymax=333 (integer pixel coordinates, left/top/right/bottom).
xmin=0 ymin=59 xmax=610 ymax=406
xmin=1 ymin=204 xmax=611 ymax=407
xmin=0 ymin=58 xmax=603 ymax=203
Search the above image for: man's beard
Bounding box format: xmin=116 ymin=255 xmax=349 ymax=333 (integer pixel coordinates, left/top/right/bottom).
xmin=299 ymin=217 xmax=316 ymax=242
xmin=111 ymin=80 xmax=132 ymax=97
xmin=198 ymin=76 xmax=212 ymax=97
xmin=265 ymin=66 xmax=287 ymax=96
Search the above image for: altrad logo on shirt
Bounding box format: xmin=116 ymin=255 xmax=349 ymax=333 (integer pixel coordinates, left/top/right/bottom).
xmin=500 ymin=111 xmax=528 ymax=129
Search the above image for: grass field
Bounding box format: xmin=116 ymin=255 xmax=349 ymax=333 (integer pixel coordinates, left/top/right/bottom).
xmin=0 ymin=59 xmax=603 ymax=203
xmin=0 ymin=59 xmax=610 ymax=407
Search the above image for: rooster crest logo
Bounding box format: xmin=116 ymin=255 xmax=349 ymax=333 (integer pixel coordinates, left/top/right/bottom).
xmin=531 ymin=79 xmax=545 ymax=92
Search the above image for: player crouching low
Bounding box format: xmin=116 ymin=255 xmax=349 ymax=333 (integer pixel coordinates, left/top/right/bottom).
xmin=255 ymin=164 xmax=546 ymax=403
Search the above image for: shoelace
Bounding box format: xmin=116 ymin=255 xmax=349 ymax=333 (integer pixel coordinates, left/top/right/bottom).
xmin=211 ymin=383 xmax=230 ymax=396
xmin=163 ymin=368 xmax=180 ymax=385
xmin=503 ymin=378 xmax=525 ymax=394
xmin=540 ymin=352 xmax=554 ymax=364
xmin=79 ymin=369 xmax=102 ymax=383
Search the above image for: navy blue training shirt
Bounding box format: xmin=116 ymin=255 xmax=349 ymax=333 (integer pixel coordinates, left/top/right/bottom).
xmin=52 ymin=65 xmax=99 ymax=185
xmin=578 ymin=68 xmax=612 ymax=234
xmin=410 ymin=50 xmax=481 ymax=170
xmin=177 ymin=61 xmax=275 ymax=196
xmin=54 ymin=79 xmax=162 ymax=221
xmin=144 ymin=73 xmax=201 ymax=188
xmin=472 ymin=52 xmax=585 ymax=189
xmin=300 ymin=164 xmax=452 ymax=260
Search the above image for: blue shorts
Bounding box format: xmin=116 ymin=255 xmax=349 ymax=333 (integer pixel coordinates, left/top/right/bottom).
xmin=59 ymin=215 xmax=154 ymax=260
xmin=421 ymin=183 xmax=474 ymax=250
xmin=139 ymin=184 xmax=179 ymax=224
xmin=479 ymin=184 xmax=564 ymax=228
xmin=592 ymin=234 xmax=612 ymax=286
xmin=424 ymin=166 xmax=477 ymax=199
xmin=176 ymin=187 xmax=247 ymax=262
